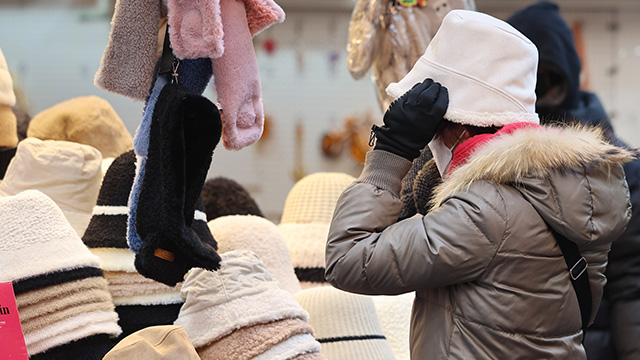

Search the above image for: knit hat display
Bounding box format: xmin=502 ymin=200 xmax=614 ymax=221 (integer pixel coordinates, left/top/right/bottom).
xmin=386 ymin=10 xmax=539 ymax=127
xmin=81 ymin=149 xmax=196 ymax=339
xmin=372 ymin=293 xmax=415 ymax=360
xmin=133 ymin=82 xmax=222 ymax=286
xmin=104 ymin=325 xmax=200 ymax=360
xmin=278 ymin=172 xmax=355 ymax=289
xmin=0 ymin=138 xmax=102 ymax=236
xmin=295 ymin=286 xmax=395 ymax=360
xmin=201 ymin=177 xmax=264 ymax=220
xmin=175 ymin=250 xmax=322 ymax=359
xmin=0 ymin=190 xmax=121 ymax=357
xmin=27 ymin=95 xmax=133 ymax=158
xmin=208 ymin=215 xmax=301 ymax=294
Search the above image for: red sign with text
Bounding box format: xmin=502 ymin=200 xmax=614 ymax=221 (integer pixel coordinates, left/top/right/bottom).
xmin=0 ymin=282 xmax=29 ymax=359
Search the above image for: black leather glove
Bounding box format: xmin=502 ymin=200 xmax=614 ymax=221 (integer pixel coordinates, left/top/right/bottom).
xmin=373 ymin=78 xmax=449 ymax=160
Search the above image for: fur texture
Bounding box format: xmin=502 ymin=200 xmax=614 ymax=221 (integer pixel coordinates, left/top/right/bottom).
xmin=243 ymin=0 xmax=286 ymax=36
xmin=432 ymin=124 xmax=637 ymax=208
xmin=26 ymin=310 xmax=121 ymax=356
xmin=212 ymin=0 xmax=264 ymax=150
xmin=94 ymin=0 xmax=164 ymax=101
xmin=16 ymin=277 xmax=110 ymax=313
xmin=197 ymin=318 xmax=314 ymax=360
xmin=253 ymin=334 xmax=321 ymax=360
xmin=167 ymin=0 xmax=224 ymax=59
xmin=134 ymin=83 xmax=222 ymax=286
xmin=0 ymin=190 xmax=102 ymax=284
xmin=12 ymin=267 xmax=104 ymax=296
xmin=27 ymin=96 xmax=133 ymax=158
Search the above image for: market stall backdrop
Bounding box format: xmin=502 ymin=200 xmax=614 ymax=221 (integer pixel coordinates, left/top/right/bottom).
xmin=0 ymin=0 xmax=638 ymax=220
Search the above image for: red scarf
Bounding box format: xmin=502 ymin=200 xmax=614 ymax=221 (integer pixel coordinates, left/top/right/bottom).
xmin=448 ymin=122 xmax=542 ymax=175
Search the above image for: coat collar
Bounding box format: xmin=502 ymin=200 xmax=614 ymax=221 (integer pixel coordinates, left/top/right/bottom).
xmin=431 ymin=123 xmax=636 ymax=209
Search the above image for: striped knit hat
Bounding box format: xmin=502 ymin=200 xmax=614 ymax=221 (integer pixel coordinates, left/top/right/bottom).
xmin=294 ymin=287 xmax=395 ymax=360
xmin=0 ymin=190 xmax=121 ymax=358
xmin=278 ymin=173 xmax=355 ymax=289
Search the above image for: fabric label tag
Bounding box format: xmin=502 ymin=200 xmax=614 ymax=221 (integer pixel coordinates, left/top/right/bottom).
xmin=0 ymin=282 xmax=29 ymax=359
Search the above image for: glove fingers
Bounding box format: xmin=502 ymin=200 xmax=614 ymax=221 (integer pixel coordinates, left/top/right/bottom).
xmin=406 ymin=78 xmax=434 ymax=104
xmin=432 ymin=85 xmax=449 ymax=117
xmin=417 ymin=81 xmax=441 ymax=108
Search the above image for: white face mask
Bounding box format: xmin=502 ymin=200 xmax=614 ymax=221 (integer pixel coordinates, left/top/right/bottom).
xmin=428 ymin=129 xmax=467 ymax=179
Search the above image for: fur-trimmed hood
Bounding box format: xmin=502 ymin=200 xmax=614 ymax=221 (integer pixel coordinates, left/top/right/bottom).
xmin=432 ymin=124 xmax=635 ymax=245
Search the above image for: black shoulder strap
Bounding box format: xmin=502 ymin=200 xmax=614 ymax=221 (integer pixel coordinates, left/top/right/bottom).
xmin=547 ymin=225 xmax=592 ymax=333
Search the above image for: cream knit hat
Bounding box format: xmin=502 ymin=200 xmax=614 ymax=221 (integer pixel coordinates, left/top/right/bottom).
xmin=0 ymin=190 xmax=102 ymax=283
xmin=0 ymin=138 xmax=102 ymax=236
xmin=27 ymin=95 xmax=133 ymax=158
xmin=208 ymin=215 xmax=301 ymax=294
xmin=278 ymin=172 xmax=355 ymax=289
xmin=174 ymin=250 xmax=310 ymax=349
xmin=294 ymin=286 xmax=395 ymax=360
xmin=386 ymin=10 xmax=539 ymax=127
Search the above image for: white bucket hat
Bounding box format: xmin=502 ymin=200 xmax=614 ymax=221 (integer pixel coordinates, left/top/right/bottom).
xmin=386 ymin=10 xmax=539 ymax=127
xmin=0 ymin=138 xmax=102 ymax=236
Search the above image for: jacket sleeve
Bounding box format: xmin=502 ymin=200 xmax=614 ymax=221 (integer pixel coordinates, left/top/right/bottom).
xmin=325 ymin=150 xmax=505 ymax=295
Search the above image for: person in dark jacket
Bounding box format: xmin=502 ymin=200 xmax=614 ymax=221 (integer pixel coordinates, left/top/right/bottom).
xmin=508 ymin=3 xmax=640 ymax=359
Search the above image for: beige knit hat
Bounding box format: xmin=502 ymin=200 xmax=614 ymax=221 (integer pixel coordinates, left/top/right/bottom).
xmin=27 ymin=95 xmax=133 ymax=158
xmin=0 ymin=48 xmax=18 ymax=149
xmin=386 ymin=10 xmax=539 ymax=127
xmin=294 ymin=286 xmax=396 ymax=360
xmin=104 ymin=325 xmax=200 ymax=360
xmin=208 ymin=215 xmax=301 ymax=294
xmin=0 ymin=138 xmax=102 ymax=236
xmin=278 ymin=172 xmax=355 ymax=289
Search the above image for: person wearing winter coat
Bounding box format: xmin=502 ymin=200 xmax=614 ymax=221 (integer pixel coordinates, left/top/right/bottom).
xmin=325 ymin=10 xmax=635 ymax=360
xmin=507 ymin=3 xmax=640 ymax=359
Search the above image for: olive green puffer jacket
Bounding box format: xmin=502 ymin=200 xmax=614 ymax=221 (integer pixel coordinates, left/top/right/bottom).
xmin=325 ymin=125 xmax=633 ymax=359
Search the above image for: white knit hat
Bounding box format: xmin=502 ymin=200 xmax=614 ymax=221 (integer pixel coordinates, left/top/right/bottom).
xmin=372 ymin=293 xmax=415 ymax=360
xmin=0 ymin=138 xmax=102 ymax=236
xmin=0 ymin=190 xmax=101 ymax=283
xmin=295 ymin=287 xmax=396 ymax=360
xmin=174 ymin=250 xmax=310 ymax=349
xmin=386 ymin=10 xmax=539 ymax=127
xmin=208 ymin=215 xmax=302 ymax=294
xmin=278 ymin=172 xmax=355 ymax=289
